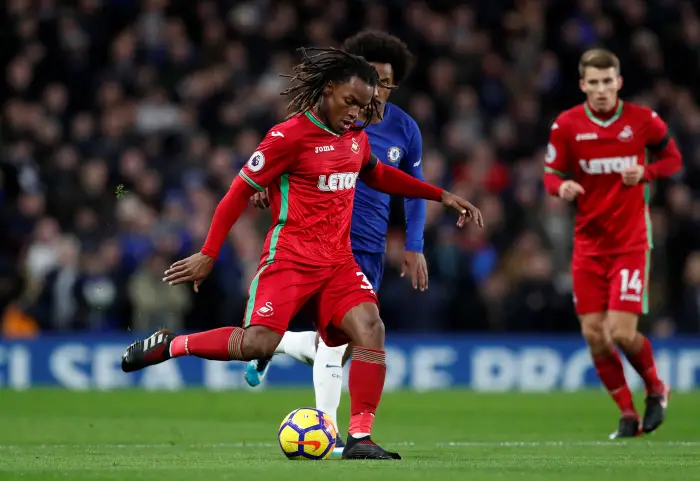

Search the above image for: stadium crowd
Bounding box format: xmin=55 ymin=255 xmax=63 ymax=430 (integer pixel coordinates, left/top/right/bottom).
xmin=2 ymin=0 xmax=700 ymax=337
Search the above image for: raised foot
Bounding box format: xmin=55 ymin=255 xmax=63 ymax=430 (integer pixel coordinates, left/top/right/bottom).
xmin=244 ymin=358 xmax=272 ymax=387
xmin=121 ymin=330 xmax=175 ymax=373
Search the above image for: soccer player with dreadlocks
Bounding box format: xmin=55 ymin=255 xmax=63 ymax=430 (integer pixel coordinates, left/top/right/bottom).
xmin=244 ymin=31 xmax=428 ymax=456
xmin=121 ymin=46 xmax=482 ymax=460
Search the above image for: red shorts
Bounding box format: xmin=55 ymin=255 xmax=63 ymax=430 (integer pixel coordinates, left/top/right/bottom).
xmin=571 ymin=250 xmax=650 ymax=315
xmin=242 ymin=259 xmax=378 ymax=347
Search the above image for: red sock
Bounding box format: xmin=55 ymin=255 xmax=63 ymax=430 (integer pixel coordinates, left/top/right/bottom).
xmin=170 ymin=327 xmax=245 ymax=360
xmin=592 ymin=350 xmax=637 ymax=417
xmin=348 ymin=347 xmax=386 ymax=437
xmin=624 ymin=335 xmax=665 ymax=394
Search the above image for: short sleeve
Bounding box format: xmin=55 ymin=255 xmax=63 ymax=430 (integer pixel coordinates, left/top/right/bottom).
xmin=239 ymin=127 xmax=296 ymax=191
xmin=544 ymin=117 xmax=571 ymax=178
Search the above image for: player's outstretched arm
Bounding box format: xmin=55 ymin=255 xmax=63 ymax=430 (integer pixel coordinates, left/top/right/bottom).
xmin=164 ymin=124 xmax=297 ymax=289
xmin=360 ymin=156 xmax=483 ymax=227
xmin=163 ymin=176 xmax=257 ymax=290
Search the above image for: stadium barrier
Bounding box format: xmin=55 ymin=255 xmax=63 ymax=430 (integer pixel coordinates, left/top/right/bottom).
xmin=0 ymin=334 xmax=699 ymax=391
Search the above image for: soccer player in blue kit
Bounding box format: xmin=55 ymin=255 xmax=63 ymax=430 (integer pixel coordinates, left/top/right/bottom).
xmin=245 ymin=31 xmax=426 ymax=455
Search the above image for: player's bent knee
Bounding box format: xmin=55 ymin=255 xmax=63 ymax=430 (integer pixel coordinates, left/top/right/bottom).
xmin=579 ymin=313 xmax=613 ymax=355
xmin=580 ymin=322 xmax=603 ymax=344
xmin=579 ymin=314 xmax=604 ymax=341
xmin=242 ymin=326 xmax=282 ymax=360
xmin=608 ymin=310 xmax=639 ymax=351
xmin=341 ymin=303 xmax=385 ymax=351
xmin=610 ymin=325 xmax=637 ymax=351
xmin=355 ymin=317 xmax=385 ymax=350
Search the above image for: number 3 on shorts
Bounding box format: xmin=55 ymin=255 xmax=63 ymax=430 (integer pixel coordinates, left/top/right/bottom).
xmin=356 ymin=271 xmax=375 ymax=294
xmin=620 ymin=268 xmax=642 ymax=295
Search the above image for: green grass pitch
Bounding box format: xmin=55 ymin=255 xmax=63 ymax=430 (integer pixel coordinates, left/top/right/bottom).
xmin=0 ymin=389 xmax=698 ymax=480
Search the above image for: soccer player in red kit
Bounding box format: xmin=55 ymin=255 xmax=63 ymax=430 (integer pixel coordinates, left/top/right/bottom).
xmin=543 ymin=49 xmax=680 ymax=439
xmin=120 ymin=48 xmax=483 ymax=459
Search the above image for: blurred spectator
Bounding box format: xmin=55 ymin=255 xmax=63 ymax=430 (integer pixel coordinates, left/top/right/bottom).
xmin=128 ymin=252 xmax=191 ymax=332
xmin=30 ymin=235 xmax=81 ymax=331
xmin=25 ymin=217 xmax=62 ymax=288
xmin=502 ymin=250 xmax=576 ymax=333
xmin=1 ymin=0 xmax=700 ymax=334
xmin=677 ymin=251 xmax=700 ymax=334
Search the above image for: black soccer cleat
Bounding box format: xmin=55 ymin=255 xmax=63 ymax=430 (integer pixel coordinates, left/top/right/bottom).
xmin=121 ymin=330 xmax=176 ymax=373
xmin=342 ymin=435 xmax=402 ymax=460
xmin=608 ymin=415 xmax=641 ymax=440
xmin=642 ymin=385 xmax=670 ymax=434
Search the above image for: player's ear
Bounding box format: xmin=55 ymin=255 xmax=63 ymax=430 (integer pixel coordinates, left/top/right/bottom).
xmin=616 ymin=75 xmax=624 ymax=91
xmin=324 ymin=81 xmax=334 ymax=97
xmin=579 ymin=77 xmax=586 ymax=94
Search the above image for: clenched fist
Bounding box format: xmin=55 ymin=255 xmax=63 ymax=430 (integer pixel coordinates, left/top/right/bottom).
xmin=558 ymin=180 xmax=585 ymax=201
xmin=251 ymin=191 xmax=270 ymax=209
xmin=621 ymin=165 xmax=644 ymax=186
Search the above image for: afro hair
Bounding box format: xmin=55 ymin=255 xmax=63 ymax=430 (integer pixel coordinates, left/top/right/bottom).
xmin=341 ymin=30 xmax=416 ymax=85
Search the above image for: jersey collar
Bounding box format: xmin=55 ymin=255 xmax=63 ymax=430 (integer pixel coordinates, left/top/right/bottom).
xmin=584 ymin=100 xmax=623 ymax=128
xmin=304 ymin=110 xmax=340 ymax=137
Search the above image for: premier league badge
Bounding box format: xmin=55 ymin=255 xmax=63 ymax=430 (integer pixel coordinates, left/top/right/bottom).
xmin=247 ymin=151 xmax=265 ymax=172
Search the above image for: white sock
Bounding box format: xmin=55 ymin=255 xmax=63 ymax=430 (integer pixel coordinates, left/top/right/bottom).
xmin=275 ymin=331 xmax=317 ymax=365
xmin=313 ymin=338 xmax=346 ymax=434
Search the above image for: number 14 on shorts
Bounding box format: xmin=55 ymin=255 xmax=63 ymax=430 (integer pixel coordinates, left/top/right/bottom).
xmin=619 ymin=268 xmax=642 ymax=302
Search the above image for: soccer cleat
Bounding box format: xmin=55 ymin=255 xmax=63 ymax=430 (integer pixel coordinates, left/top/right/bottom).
xmin=608 ymin=416 xmax=641 ymax=440
xmin=342 ymin=435 xmax=402 ymax=460
xmin=244 ymin=358 xmax=272 ymax=387
xmin=642 ymin=384 xmax=670 ymax=434
xmin=330 ymin=434 xmax=345 ymax=457
xmin=121 ymin=330 xmax=175 ymax=373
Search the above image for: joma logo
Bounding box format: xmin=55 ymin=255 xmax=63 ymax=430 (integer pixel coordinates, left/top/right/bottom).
xmin=315 ymin=145 xmax=335 ymax=153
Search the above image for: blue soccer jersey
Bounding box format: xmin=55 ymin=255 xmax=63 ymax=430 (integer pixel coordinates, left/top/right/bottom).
xmin=351 ymin=102 xmax=426 ymax=260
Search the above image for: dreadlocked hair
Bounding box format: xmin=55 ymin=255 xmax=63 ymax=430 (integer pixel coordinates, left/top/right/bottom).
xmin=280 ymin=47 xmax=392 ymax=130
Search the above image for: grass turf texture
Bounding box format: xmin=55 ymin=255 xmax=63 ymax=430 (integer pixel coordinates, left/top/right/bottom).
xmin=0 ymin=389 xmax=698 ymax=480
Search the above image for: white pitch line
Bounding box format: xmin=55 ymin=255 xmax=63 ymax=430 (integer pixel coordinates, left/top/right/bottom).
xmin=0 ymin=443 xmax=276 ymax=450
xmin=436 ymin=441 xmax=700 ymax=447
xmin=1 ymin=441 xmax=699 ymax=450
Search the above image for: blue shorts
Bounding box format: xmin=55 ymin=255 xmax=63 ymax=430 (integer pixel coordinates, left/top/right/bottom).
xmin=352 ymin=251 xmax=385 ymax=291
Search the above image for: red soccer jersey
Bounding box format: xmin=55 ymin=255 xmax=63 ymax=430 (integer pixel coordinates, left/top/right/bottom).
xmin=239 ymin=111 xmax=373 ymax=267
xmin=543 ymin=101 xmax=672 ymax=255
